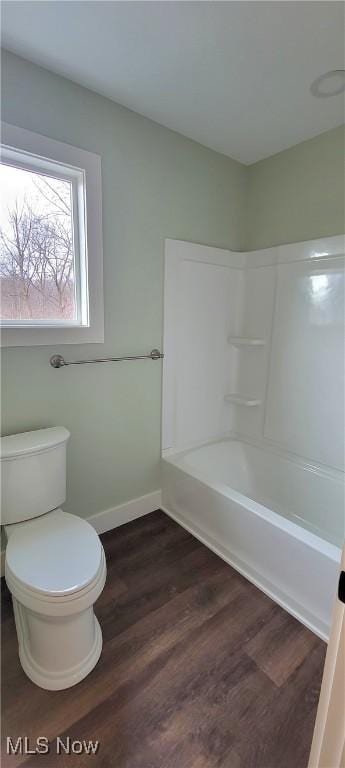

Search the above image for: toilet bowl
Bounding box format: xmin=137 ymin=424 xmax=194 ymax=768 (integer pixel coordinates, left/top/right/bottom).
xmin=5 ymin=509 xmax=106 ymax=690
xmin=1 ymin=428 xmax=107 ymax=690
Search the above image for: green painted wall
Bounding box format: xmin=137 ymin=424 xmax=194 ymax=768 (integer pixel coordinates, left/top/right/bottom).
xmin=246 ymin=125 xmax=345 ymax=249
xmin=1 ymin=51 xmax=344 ymax=524
xmin=1 ymin=50 xmax=247 ymax=519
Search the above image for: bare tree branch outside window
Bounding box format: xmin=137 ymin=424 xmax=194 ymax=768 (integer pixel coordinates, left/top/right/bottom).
xmin=0 ymin=164 xmax=76 ymax=321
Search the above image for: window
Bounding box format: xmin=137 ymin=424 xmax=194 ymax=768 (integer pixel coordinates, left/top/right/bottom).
xmin=0 ymin=164 xmax=81 ymax=324
xmin=0 ymin=123 xmax=103 ymax=346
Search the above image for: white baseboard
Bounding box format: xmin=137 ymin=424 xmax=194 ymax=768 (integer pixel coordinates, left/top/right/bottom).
xmin=88 ymin=490 xmax=162 ymax=535
xmin=0 ymin=490 xmax=162 ymax=577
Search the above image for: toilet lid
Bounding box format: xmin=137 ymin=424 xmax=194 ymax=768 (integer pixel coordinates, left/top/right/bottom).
xmin=6 ymin=510 xmax=103 ymax=597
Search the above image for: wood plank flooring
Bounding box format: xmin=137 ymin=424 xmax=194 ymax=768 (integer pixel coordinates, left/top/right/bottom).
xmin=1 ymin=510 xmax=326 ymax=768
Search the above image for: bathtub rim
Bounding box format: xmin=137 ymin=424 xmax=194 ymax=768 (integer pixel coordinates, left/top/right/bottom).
xmin=162 ymin=440 xmax=343 ymax=562
xmin=163 ymin=433 xmax=344 ymax=484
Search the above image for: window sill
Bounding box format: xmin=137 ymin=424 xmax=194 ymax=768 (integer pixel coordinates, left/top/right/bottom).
xmin=1 ymin=324 xmax=104 ymax=347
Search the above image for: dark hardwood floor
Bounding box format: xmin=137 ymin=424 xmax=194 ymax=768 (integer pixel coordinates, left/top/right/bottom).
xmin=1 ymin=510 xmax=326 ymax=768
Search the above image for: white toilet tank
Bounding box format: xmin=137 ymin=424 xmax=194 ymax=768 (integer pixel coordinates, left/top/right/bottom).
xmin=1 ymin=427 xmax=70 ymax=525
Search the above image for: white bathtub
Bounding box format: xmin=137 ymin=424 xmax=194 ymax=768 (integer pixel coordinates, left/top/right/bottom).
xmin=162 ymin=439 xmax=343 ymax=640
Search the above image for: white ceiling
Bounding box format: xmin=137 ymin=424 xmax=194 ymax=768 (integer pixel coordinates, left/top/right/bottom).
xmin=2 ymin=1 xmax=344 ymax=164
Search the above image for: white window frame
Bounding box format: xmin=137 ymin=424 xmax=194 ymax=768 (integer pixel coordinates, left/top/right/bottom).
xmin=0 ymin=123 xmax=104 ymax=346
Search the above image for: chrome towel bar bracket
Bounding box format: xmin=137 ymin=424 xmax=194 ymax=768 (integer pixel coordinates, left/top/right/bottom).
xmin=50 ymin=349 xmax=164 ymax=369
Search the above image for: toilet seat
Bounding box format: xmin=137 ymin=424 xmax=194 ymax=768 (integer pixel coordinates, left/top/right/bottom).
xmin=5 ymin=509 xmax=105 ymax=615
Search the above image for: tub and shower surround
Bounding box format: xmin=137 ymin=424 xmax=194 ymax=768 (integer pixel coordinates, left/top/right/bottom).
xmin=162 ymin=235 xmax=345 ymax=639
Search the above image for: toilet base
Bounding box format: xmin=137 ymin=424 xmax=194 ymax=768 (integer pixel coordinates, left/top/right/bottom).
xmin=13 ymin=597 xmax=103 ymax=691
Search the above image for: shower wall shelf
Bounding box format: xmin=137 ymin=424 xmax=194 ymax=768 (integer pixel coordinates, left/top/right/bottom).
xmin=227 ymin=336 xmax=266 ymax=346
xmin=224 ymin=394 xmax=262 ymax=407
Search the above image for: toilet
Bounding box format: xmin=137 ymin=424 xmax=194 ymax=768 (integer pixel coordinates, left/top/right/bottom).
xmin=1 ymin=427 xmax=106 ymax=691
